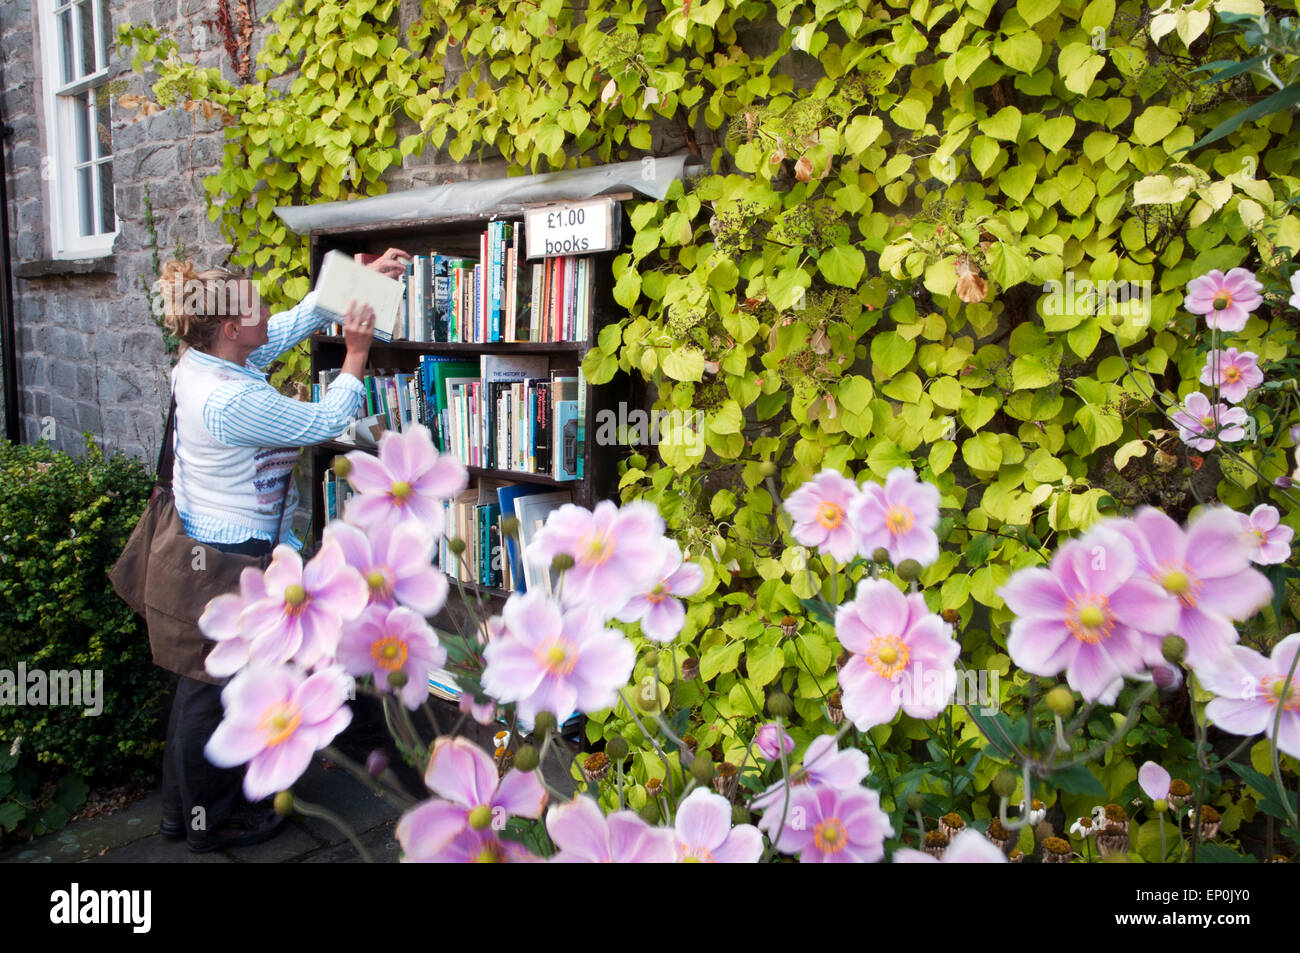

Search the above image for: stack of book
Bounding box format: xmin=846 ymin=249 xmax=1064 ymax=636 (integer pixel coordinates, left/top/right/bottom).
xmin=321 ymin=470 xmax=356 ymax=522
xmin=323 ymin=222 xmax=596 ymax=343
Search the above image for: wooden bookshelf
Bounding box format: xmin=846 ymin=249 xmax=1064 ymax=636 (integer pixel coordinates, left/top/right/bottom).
xmin=304 ymin=205 xmax=634 ymax=639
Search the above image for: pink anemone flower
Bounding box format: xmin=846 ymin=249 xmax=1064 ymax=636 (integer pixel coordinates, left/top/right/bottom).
xmin=1184 ymin=268 xmax=1263 ymax=332
xmin=751 ymin=734 xmax=870 ymax=822
xmin=835 ymin=577 xmax=960 ymax=729
xmin=673 ymin=788 xmax=763 ymax=863
xmin=199 ymin=566 xmax=269 ymax=678
xmin=893 ymin=828 xmax=1009 ymax=863
xmin=1202 ymin=633 xmax=1300 ymax=759
xmin=323 ymin=520 xmax=449 ymax=616
xmin=205 ymin=664 xmax=353 ymax=802
xmin=783 ymin=469 xmax=863 ymax=563
xmin=524 ymin=500 xmax=667 ymax=615
xmin=395 ymin=737 xmax=547 ymax=861
xmin=771 ymin=785 xmax=891 ymax=863
xmin=1138 ymin=761 xmax=1171 ymax=802
xmin=1199 ymin=348 xmax=1263 ymax=404
xmin=546 ymin=795 xmax=677 ymax=863
xmin=614 ymin=538 xmax=705 ymax=643
xmin=998 ymin=525 xmax=1180 ymax=704
xmin=850 ymin=468 xmax=942 ymax=567
xmin=336 ymin=604 xmax=447 ymax=709
xmin=1239 ymin=504 xmax=1294 ymax=566
xmin=480 ymin=590 xmax=636 ymax=722
xmin=343 ymin=424 xmax=467 ymax=535
xmin=1115 ymin=507 xmax=1273 ymax=671
xmin=753 ymin=722 xmax=796 ymax=761
xmin=1171 ymin=392 xmax=1249 ymax=452
xmin=237 ymin=541 xmax=369 ymax=670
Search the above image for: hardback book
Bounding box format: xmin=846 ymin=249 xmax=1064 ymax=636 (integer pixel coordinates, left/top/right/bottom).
xmin=314 ymin=249 xmax=404 ymax=342
xmin=513 ymin=490 xmax=575 ymax=595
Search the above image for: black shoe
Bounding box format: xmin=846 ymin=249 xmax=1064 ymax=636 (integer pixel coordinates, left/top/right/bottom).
xmin=186 ymin=810 xmax=287 ymax=853
xmin=160 ymin=815 xmax=185 ymax=840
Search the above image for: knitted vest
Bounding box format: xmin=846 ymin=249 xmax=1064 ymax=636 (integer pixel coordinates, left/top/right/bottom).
xmin=170 ymin=349 xmax=299 ymax=543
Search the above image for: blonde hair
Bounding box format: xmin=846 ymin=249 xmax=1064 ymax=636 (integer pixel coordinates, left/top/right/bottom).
xmin=157 ymin=260 xmax=251 ymax=351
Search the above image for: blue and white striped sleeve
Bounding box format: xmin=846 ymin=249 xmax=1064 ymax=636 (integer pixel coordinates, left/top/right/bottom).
xmin=246 ymin=290 xmax=332 ymax=370
xmin=204 ymin=374 xmax=366 ymax=448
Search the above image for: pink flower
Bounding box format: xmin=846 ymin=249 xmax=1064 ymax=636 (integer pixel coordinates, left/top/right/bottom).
xmin=614 ymin=538 xmax=705 ymax=643
xmin=1138 ymin=761 xmax=1171 ymax=801
xmin=458 ymin=692 xmax=496 ymax=725
xmin=751 ymin=735 xmax=870 ymax=822
xmin=343 ymin=424 xmax=467 ymax=535
xmin=1239 ymin=504 xmax=1294 ymax=565
xmin=1184 ymin=268 xmax=1262 ymax=332
xmin=324 ymin=520 xmax=448 ymax=616
xmin=754 ymin=722 xmax=796 ymax=761
xmin=998 ymin=525 xmax=1180 ymax=704
xmin=205 ymin=664 xmax=352 ymax=801
xmin=199 ymin=566 xmax=268 ymax=678
xmin=1199 ymin=348 xmax=1263 ymax=404
xmin=835 ymin=578 xmax=960 ymax=728
xmin=893 ymin=828 xmax=1009 ymax=863
xmin=1171 ymin=392 xmax=1249 ymax=452
xmin=673 ymin=788 xmax=763 ymax=863
xmin=850 ymin=468 xmax=941 ymax=567
xmin=407 ymin=827 xmax=540 ymax=863
xmin=480 ymin=590 xmax=636 ymax=721
xmin=771 ymin=785 xmax=890 ymax=863
xmin=546 ymin=795 xmax=677 ymax=862
xmin=783 ymin=469 xmax=863 ymax=563
xmin=525 ymin=500 xmax=667 ymax=614
xmin=336 ymin=604 xmax=447 ymax=709
xmin=395 ymin=736 xmax=547 ymax=862
xmin=1202 ymin=633 xmax=1300 ymax=759
xmin=237 ymin=542 xmax=369 ymax=670
xmin=1291 ymin=271 xmax=1300 ymax=311
xmin=1115 ymin=507 xmax=1273 ymax=671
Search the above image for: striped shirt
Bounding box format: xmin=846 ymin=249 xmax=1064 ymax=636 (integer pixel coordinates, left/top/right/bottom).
xmin=172 ymin=290 xmax=364 ymax=550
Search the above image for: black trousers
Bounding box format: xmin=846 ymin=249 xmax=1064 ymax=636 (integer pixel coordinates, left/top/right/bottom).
xmin=160 ymin=536 xmax=274 ymax=836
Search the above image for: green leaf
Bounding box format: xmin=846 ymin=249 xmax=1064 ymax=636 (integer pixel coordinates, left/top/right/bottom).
xmin=962 ymin=432 xmax=1003 ymax=471
xmin=1075 ymin=404 xmax=1123 ymax=451
xmin=993 ymin=31 xmax=1042 ymax=73
xmin=661 ymin=348 xmax=705 ymax=381
xmin=1131 ymin=105 xmax=1182 ymax=146
xmin=1047 ymin=763 xmax=1107 ymax=797
xmin=1184 ymin=81 xmax=1300 ymax=152
xmin=871 ymin=331 xmax=916 ymax=378
xmin=1037 ymin=115 xmax=1075 ymax=153
xmin=1016 ymin=0 xmax=1058 ymax=26
xmin=819 ymin=244 xmax=865 ymax=287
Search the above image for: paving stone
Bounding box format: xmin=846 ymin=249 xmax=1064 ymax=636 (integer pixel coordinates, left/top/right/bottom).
xmin=299 ymin=819 xmax=400 ymax=864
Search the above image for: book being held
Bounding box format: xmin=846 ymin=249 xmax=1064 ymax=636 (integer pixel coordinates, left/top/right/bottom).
xmin=313 ymin=249 xmax=405 ymax=342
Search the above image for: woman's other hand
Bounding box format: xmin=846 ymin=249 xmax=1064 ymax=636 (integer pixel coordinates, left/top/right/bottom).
xmin=340 ymin=301 xmax=375 ymax=381
xmin=365 ymin=247 xmax=412 ymax=279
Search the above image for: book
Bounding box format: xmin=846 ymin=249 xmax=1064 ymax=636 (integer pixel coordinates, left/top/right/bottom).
xmin=513 ymin=490 xmax=574 ymax=595
xmin=313 ymin=249 xmax=404 ymax=341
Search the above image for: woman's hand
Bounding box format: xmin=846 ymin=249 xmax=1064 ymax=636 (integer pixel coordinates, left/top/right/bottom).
xmin=340 ymin=300 xmax=375 ymax=381
xmin=364 ymin=247 xmax=412 ymax=279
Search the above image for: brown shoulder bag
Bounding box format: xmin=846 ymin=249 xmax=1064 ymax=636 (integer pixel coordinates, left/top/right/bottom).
xmin=108 ymin=395 xmax=290 ymax=684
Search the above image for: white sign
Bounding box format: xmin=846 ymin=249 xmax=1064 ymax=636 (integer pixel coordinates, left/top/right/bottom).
xmin=524 ymin=197 xmax=618 ymax=258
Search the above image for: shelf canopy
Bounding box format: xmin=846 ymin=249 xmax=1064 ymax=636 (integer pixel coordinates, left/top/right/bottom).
xmin=275 ymin=154 xmax=704 ymax=235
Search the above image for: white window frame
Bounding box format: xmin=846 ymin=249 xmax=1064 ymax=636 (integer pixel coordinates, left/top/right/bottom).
xmin=36 ymin=0 xmax=119 ymax=259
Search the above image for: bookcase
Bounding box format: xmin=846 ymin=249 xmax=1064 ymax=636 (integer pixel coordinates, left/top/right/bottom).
xmin=303 ymin=197 xmax=636 ymax=647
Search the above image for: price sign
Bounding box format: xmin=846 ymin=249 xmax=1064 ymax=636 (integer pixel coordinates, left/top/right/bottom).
xmin=524 ymin=197 xmax=619 ymax=258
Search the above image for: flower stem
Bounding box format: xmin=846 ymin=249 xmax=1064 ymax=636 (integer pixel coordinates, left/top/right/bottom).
xmin=291 ymin=795 xmax=373 ymax=863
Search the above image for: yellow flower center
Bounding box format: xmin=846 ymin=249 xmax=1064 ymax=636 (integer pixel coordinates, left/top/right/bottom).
xmin=816 ymin=501 xmax=844 ymax=530
xmin=1201 ymin=415 xmax=1216 ymax=429
xmin=537 ymin=637 xmax=578 ymax=676
xmin=258 ymin=702 xmax=302 ymax=747
xmin=473 ymin=845 xmax=502 ymax=863
xmin=1162 ymin=571 xmax=1188 ymax=595
xmin=680 ymin=844 xmax=714 ymax=862
xmin=366 ymin=569 xmax=389 ymax=592
xmin=1212 ymin=290 xmax=1232 ymax=311
xmin=1223 ymin=366 xmax=1241 ymax=382
xmin=390 ymin=480 xmax=413 ymax=502
xmin=1066 ymin=596 xmax=1113 ymax=644
xmin=1158 ymin=562 xmax=1200 ymax=608
xmin=864 ymin=634 xmax=910 ymax=680
xmin=1262 ymin=675 xmax=1300 ymax=711
xmin=578 ymin=528 xmax=614 ymax=566
xmin=370 ymin=636 xmax=409 ymax=672
xmin=646 ymin=583 xmax=669 ymax=605
xmin=468 ymin=804 xmax=494 ymax=831
xmin=813 ymin=817 xmax=848 ymax=854
xmin=885 ymin=504 xmax=915 ymax=535
xmin=282 ymin=584 xmax=309 ymax=616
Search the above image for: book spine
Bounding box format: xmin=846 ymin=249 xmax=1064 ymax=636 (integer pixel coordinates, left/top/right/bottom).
xmin=490 ymin=221 xmax=502 ymax=343
xmin=576 ymin=365 xmax=586 ymax=480
xmin=535 ymin=381 xmax=550 ymax=476
xmin=530 ymin=262 xmax=542 ymax=343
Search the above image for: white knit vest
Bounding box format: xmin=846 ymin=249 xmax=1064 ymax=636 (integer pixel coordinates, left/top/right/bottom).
xmin=170 ymin=350 xmax=299 ymax=543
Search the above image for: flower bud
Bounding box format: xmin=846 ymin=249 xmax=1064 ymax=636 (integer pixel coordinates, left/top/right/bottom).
xmin=532 ymin=712 xmax=558 ymax=737
xmin=364 ymin=749 xmax=389 ymax=778
xmin=638 ymin=802 xmax=661 ymax=824
xmin=757 ymin=460 xmax=777 ymax=476
xmin=643 ymin=650 xmax=660 ymax=668
xmin=332 ymin=454 xmax=352 ymax=478
xmin=1275 ymin=476 xmax=1294 ymax=489
xmin=468 ymin=804 xmax=494 ymax=830
xmin=386 ymin=670 xmax=408 ymax=689
xmin=896 ymin=558 xmax=923 ymax=581
xmin=1162 ymin=635 xmax=1186 ymax=664
xmin=905 ymin=792 xmax=925 ymax=812
xmin=512 ymin=745 xmax=540 ymax=772
xmin=1045 ymin=686 xmax=1075 ymax=719
xmin=628 ymin=453 xmax=648 ymax=469
xmin=992 ymin=769 xmax=1019 ymax=799
xmin=1153 ymin=798 xmax=1168 ymax=814
xmin=500 ymin=516 xmax=519 ymax=539
xmin=273 ymin=791 xmax=294 ymax=816
xmin=551 ymin=553 xmax=576 ymax=573
xmin=872 ymin=547 xmax=891 ymax=564
xmin=448 ymin=538 xmax=466 ymax=556
xmin=606 ymin=736 xmax=629 ymax=760
xmin=765 ymin=691 xmax=794 ymax=718
xmin=635 ymin=684 xmax=662 ymax=713
xmin=690 ymin=753 xmax=715 ymax=784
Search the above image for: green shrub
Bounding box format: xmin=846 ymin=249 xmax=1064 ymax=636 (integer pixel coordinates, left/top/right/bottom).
xmin=0 ymin=435 xmax=167 ymax=782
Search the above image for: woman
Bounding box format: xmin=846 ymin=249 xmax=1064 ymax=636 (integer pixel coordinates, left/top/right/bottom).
xmin=156 ymin=249 xmax=408 ymax=851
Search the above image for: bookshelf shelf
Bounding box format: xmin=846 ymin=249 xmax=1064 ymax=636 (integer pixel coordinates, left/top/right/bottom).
xmin=319 ymin=439 xmax=581 ymax=489
xmin=311 ymin=335 xmax=589 ymax=355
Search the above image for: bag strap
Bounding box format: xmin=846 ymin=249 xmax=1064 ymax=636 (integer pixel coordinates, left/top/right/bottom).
xmin=156 ymin=394 xmax=177 ymax=489
xmin=270 ymin=472 xmax=292 ymax=547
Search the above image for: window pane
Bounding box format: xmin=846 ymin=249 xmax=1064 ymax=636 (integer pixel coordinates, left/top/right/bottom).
xmin=98 ymin=160 xmax=115 ymax=234
xmin=59 ymin=7 xmax=75 ymax=84
xmin=72 ymin=91 xmax=90 ymax=164
xmin=78 ymin=0 xmax=96 ymax=79
xmin=77 ymin=165 xmax=94 ymax=237
xmin=94 ymin=89 xmax=111 ymax=159
xmin=97 ymin=0 xmax=111 ymax=71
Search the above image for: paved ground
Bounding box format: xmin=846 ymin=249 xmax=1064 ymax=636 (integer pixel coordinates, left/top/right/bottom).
xmin=0 ymin=700 xmax=579 ymax=864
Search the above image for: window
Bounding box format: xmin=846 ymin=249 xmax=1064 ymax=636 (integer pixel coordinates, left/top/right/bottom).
xmin=37 ymin=0 xmax=117 ymax=259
